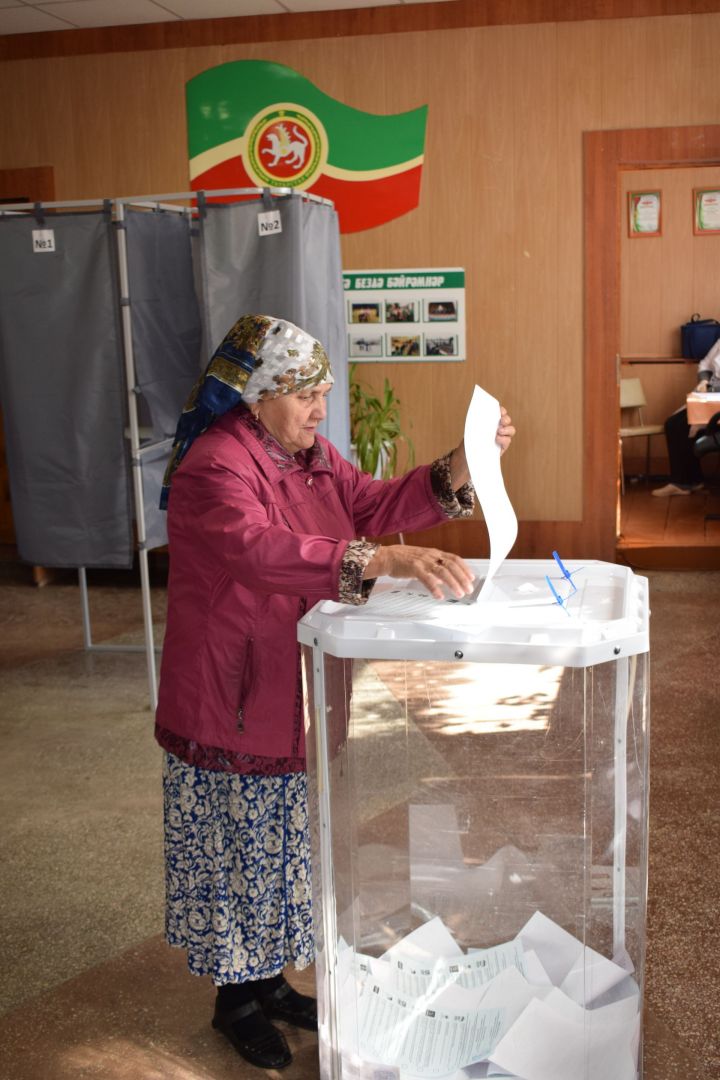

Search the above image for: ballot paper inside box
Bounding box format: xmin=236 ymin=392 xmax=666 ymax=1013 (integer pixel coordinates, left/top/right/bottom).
xmin=298 ymin=559 xmax=650 ymax=1080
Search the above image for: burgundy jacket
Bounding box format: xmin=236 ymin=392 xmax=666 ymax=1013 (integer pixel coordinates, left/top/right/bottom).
xmin=155 ymin=408 xmax=462 ymax=774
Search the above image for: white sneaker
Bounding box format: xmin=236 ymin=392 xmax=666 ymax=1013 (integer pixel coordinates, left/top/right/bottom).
xmin=651 ymin=482 xmax=704 ymax=497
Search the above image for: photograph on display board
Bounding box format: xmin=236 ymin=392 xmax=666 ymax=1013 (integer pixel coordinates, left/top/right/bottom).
xmin=385 ymin=300 xmax=418 ymax=323
xmin=348 ymin=333 xmax=383 ymax=358
xmin=389 ymin=334 xmax=421 ymax=358
xmin=426 ymin=299 xmax=458 ymax=321
xmin=349 ymin=301 xmax=381 ymax=323
xmin=425 ymin=335 xmax=458 ymax=357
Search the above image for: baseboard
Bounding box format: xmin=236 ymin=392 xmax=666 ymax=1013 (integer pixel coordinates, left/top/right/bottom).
xmin=615 ymin=544 xmax=720 ymax=571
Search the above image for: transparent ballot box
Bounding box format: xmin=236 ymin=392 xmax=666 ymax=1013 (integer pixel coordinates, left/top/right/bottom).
xmin=298 ymin=559 xmax=650 ymax=1080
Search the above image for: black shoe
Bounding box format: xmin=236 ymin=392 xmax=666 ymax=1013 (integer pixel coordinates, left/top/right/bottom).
xmin=212 ymin=999 xmax=292 ymax=1070
xmin=258 ymin=978 xmax=318 ymax=1032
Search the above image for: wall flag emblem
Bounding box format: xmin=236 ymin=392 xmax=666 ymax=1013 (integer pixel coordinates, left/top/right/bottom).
xmin=186 ymin=60 xmax=428 ymax=234
xmin=246 ymin=106 xmax=327 ymax=188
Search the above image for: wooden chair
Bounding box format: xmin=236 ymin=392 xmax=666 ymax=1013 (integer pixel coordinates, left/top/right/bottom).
xmin=619 ymin=377 xmax=664 ymax=493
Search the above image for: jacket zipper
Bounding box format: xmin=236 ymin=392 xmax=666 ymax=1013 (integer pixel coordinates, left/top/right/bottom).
xmin=236 ymin=636 xmax=255 ymax=732
xmin=291 ymin=600 xmax=308 ymax=756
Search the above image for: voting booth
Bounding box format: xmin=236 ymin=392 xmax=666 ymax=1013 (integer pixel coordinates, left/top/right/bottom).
xmin=299 ymin=558 xmax=650 ymax=1080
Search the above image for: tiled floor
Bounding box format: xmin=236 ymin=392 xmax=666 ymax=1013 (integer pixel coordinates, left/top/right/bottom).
xmin=0 ymin=558 xmax=719 ymax=1079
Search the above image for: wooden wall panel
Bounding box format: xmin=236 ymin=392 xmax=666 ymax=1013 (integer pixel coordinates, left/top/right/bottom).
xmin=462 ymin=26 xmax=517 ymax=527
xmin=555 ymin=20 xmax=604 ymax=519
xmin=690 ymin=12 xmax=720 ymax=118
xmin=509 ymin=24 xmax=561 ymax=519
xmin=653 ymin=16 xmax=694 ymax=124
xmin=2 ymin=14 xmax=720 ymax=557
xmin=339 ymin=30 xmax=471 ymax=484
xmin=598 ymin=18 xmax=654 ymax=129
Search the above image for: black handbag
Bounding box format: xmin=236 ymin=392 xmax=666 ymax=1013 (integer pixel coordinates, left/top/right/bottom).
xmin=680 ymin=314 xmax=720 ymax=360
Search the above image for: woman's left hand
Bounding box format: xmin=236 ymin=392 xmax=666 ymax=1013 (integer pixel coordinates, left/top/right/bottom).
xmin=449 ymin=405 xmax=516 ymax=487
xmin=497 ymin=406 xmax=515 ymax=454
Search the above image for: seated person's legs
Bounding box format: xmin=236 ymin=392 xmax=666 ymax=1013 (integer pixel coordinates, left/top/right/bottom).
xmin=652 ymin=407 xmax=705 ymax=496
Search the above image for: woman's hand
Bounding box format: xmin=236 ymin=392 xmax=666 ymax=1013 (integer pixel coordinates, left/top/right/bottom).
xmin=496 ymin=406 xmax=515 ymax=454
xmin=364 ymin=544 xmax=475 ymax=600
xmin=450 ymin=407 xmax=516 ymax=486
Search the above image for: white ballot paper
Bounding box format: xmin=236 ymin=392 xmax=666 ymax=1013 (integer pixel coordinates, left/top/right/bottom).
xmin=383 ymin=916 xmax=465 ymax=963
xmin=355 ymin=979 xmax=505 ymax=1078
xmin=389 ymin=940 xmax=526 ymax=999
xmin=328 ymin=911 xmax=640 ymax=1080
xmin=463 ymin=386 xmax=518 ymax=600
xmin=489 ymin=993 xmax=639 ymax=1080
xmin=517 ymin=910 xmax=633 ymax=1004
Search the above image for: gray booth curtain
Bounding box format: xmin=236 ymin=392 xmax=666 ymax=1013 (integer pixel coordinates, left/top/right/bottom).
xmin=124 ymin=207 xmax=204 ymax=551
xmin=125 ymin=208 xmax=203 ymax=440
xmin=199 ymin=195 xmax=350 ymax=459
xmin=0 ymin=211 xmax=133 ymax=568
xmin=0 ymin=193 xmax=348 ymax=569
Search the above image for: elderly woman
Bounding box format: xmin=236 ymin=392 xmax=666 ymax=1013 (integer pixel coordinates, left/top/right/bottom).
xmin=156 ymin=314 xmax=514 ymax=1070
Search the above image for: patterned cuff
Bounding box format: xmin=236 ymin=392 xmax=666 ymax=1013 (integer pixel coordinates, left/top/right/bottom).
xmin=430 ymin=453 xmax=475 ymax=518
xmin=338 ymin=539 xmax=380 ymax=605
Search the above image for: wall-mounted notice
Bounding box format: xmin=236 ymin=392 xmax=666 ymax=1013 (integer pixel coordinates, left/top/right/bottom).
xmin=693 ymin=188 xmax=720 ymax=235
xmin=627 ymin=190 xmax=662 ymax=237
xmin=344 ymin=268 xmax=465 ymax=363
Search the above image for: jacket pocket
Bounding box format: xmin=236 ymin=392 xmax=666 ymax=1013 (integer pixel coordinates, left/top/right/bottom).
xmin=235 ymin=637 xmax=255 ymax=733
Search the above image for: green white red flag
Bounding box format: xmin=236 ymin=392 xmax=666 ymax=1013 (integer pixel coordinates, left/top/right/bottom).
xmin=186 ymin=60 xmax=428 ymax=234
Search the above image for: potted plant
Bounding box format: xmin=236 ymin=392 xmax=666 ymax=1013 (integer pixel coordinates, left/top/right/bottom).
xmin=349 ymin=362 xmax=415 ymax=479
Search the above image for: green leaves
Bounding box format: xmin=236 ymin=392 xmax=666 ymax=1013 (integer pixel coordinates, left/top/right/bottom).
xmin=349 ymin=363 xmax=415 ymax=479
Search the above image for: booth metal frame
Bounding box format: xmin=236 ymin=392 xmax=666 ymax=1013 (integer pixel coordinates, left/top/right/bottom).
xmin=0 ymin=188 xmax=335 ymax=710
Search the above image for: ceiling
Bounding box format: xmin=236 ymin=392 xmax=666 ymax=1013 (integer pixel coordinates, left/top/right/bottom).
xmin=0 ymin=0 xmax=452 ymax=36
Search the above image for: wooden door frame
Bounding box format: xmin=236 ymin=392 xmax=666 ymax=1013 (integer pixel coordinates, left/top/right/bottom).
xmin=583 ymin=124 xmax=720 ymax=561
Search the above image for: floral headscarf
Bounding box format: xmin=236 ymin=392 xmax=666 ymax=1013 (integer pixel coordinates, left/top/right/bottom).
xmin=160 ymin=314 xmax=333 ymax=508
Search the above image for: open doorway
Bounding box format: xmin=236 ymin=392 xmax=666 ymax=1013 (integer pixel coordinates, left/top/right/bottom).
xmin=619 ymin=163 xmax=720 ymax=565
xmin=583 ymin=126 xmax=720 ymax=570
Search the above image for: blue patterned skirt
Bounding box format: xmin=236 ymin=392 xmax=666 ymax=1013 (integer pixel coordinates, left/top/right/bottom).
xmin=162 ymin=751 xmax=314 ymax=985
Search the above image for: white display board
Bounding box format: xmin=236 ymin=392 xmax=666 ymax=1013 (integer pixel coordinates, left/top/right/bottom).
xmin=344 ymin=267 xmax=466 ymax=363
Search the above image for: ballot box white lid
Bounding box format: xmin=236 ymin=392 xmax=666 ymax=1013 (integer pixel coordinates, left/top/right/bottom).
xmin=298 ymin=558 xmax=649 ymax=667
